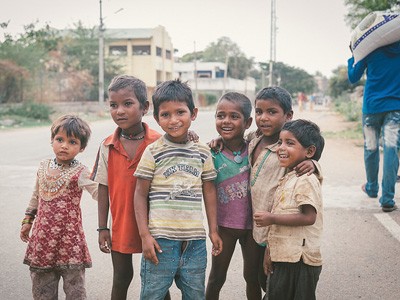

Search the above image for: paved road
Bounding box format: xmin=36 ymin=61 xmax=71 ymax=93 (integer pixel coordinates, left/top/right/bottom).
xmin=1 ymin=106 xmax=400 ymax=299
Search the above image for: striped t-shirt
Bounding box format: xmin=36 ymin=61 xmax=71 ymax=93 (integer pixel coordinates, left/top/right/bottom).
xmin=134 ymin=135 xmax=217 ymax=240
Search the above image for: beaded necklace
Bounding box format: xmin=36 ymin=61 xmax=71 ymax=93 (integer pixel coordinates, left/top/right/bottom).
xmin=120 ymin=129 xmax=145 ymax=140
xmin=39 ymin=158 xmax=82 ymax=201
xmin=223 ymin=141 xmax=246 ymax=164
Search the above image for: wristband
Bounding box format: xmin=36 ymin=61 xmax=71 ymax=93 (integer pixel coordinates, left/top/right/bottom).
xmin=97 ymin=227 xmax=110 ymax=232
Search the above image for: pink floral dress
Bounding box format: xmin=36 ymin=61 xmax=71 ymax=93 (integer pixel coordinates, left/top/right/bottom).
xmin=23 ymin=159 xmax=98 ymax=272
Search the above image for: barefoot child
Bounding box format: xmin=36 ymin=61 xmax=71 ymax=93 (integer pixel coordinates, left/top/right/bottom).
xmin=206 ymin=92 xmax=263 ymax=299
xmin=20 ymin=115 xmax=98 ymax=299
xmin=90 ymin=75 xmax=171 ymax=299
xmin=254 ymin=119 xmax=324 ymax=300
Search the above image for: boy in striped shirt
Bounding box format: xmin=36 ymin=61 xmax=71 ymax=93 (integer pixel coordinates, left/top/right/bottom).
xmin=134 ymin=79 xmax=223 ymax=300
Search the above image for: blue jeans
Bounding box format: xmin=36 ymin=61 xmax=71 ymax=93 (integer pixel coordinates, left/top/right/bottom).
xmin=362 ymin=111 xmax=400 ymax=207
xmin=140 ymin=238 xmax=207 ymax=300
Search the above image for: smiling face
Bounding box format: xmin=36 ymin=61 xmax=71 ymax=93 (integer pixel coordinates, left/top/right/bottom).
xmin=255 ymin=99 xmax=293 ymax=144
xmin=215 ymin=99 xmax=252 ymax=143
xmin=108 ymin=87 xmax=149 ymax=134
xmin=52 ymin=129 xmax=83 ymax=165
xmin=156 ymin=100 xmax=198 ymax=143
xmin=277 ymin=130 xmax=315 ymax=170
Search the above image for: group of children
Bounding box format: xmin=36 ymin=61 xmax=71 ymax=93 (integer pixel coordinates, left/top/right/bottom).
xmin=19 ymin=75 xmax=325 ymax=300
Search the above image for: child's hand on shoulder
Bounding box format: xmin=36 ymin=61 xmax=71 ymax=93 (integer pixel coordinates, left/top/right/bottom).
xmin=294 ymin=160 xmax=315 ymax=176
xmin=209 ymin=231 xmax=223 ymax=256
xmin=207 ymin=136 xmax=224 ymax=153
xmin=254 ymin=211 xmax=274 ymax=227
xmin=187 ymin=130 xmax=199 ymax=143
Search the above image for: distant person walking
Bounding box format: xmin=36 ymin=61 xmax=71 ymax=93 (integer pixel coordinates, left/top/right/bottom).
xmin=297 ymin=92 xmax=307 ymax=112
xmin=348 ymin=41 xmax=400 ymax=212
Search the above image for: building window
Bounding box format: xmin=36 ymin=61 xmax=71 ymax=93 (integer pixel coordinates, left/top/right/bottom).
xmin=166 ymin=50 xmax=171 ymax=59
xmin=109 ymin=46 xmax=127 ymax=56
xmin=156 ymin=47 xmax=162 ymax=57
xmin=132 ymin=45 xmax=151 ymax=55
xmin=197 ymin=70 xmax=212 ymax=78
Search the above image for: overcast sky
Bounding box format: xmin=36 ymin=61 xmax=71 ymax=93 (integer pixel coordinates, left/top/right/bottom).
xmin=0 ymin=0 xmax=351 ymax=77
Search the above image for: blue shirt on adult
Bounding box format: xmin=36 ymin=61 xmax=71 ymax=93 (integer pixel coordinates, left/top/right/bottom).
xmin=348 ymin=41 xmax=400 ymax=114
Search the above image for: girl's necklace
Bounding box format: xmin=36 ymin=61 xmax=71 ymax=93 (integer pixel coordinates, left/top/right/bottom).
xmin=49 ymin=158 xmax=78 ymax=170
xmin=223 ymin=141 xmax=246 ymax=164
xmin=120 ymin=128 xmax=145 ymax=141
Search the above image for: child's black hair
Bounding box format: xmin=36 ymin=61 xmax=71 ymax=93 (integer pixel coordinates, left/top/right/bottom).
xmin=255 ymin=86 xmax=292 ymax=113
xmin=51 ymin=115 xmax=91 ymax=149
xmin=152 ymin=79 xmax=195 ymax=119
xmin=217 ymin=92 xmax=252 ymax=120
xmin=282 ymin=119 xmax=325 ymax=161
xmin=108 ymin=75 xmax=148 ymax=108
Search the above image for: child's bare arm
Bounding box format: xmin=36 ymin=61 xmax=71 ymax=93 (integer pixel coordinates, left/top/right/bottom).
xmin=134 ymin=178 xmax=162 ymax=265
xmin=254 ymin=204 xmax=316 ymax=227
xmin=98 ymin=184 xmax=111 ymax=253
xmin=202 ymin=180 xmax=223 ymax=256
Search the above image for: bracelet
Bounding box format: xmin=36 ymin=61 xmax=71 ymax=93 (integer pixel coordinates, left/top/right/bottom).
xmin=97 ymin=227 xmax=110 ymax=232
xmin=21 ymin=218 xmax=33 ymax=225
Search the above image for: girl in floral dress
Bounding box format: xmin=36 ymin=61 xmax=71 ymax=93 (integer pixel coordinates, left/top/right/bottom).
xmin=20 ymin=115 xmax=98 ymax=300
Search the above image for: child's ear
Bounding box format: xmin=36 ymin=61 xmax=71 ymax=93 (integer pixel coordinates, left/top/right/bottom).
xmin=285 ymin=110 xmax=294 ymax=121
xmin=306 ymin=145 xmax=316 ymax=159
xmin=142 ymin=101 xmax=150 ymax=115
xmin=79 ymin=148 xmax=85 ymax=153
xmin=191 ymin=107 xmax=198 ymax=121
xmin=245 ymin=117 xmax=253 ymax=129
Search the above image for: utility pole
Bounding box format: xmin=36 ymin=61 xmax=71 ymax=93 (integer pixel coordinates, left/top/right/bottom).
xmin=98 ymin=0 xmax=105 ymax=105
xmin=268 ymin=0 xmax=276 ymax=87
xmin=193 ymin=41 xmax=198 ymax=106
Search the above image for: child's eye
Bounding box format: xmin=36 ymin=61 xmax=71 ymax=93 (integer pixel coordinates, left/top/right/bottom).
xmin=110 ymin=103 xmax=117 ymax=108
xmin=277 ymin=139 xmax=282 ymax=145
xmin=125 ymin=101 xmax=133 ymax=107
xmin=160 ymin=112 xmax=169 ymax=118
xmin=56 ymin=137 xmax=63 ymax=142
xmin=177 ymin=110 xmax=186 ymax=115
xmin=216 ymin=114 xmax=224 ymax=119
xmin=70 ymin=140 xmax=77 ymax=145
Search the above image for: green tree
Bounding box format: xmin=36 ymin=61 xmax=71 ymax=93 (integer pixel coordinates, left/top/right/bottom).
xmin=181 ymin=36 xmax=254 ymax=80
xmin=344 ymin=0 xmax=400 ymax=28
xmin=328 ymin=65 xmax=360 ymax=98
xmin=60 ymin=22 xmax=122 ymax=100
xmin=257 ymin=62 xmax=316 ymax=95
xmin=0 ymin=21 xmax=60 ymax=102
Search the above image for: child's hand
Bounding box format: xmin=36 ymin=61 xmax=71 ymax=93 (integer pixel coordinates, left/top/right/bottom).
xmin=293 ymin=160 xmax=315 ymax=176
xmin=263 ymin=246 xmax=273 ymax=275
xmin=254 ymin=211 xmax=274 ymax=227
xmin=20 ymin=224 xmax=32 ymax=243
xmin=207 ymin=136 xmax=224 ymax=153
xmin=98 ymin=230 xmax=112 ymax=253
xmin=209 ymin=232 xmax=223 ymax=256
xmin=187 ymin=130 xmax=199 ymax=143
xmin=142 ymin=235 xmax=162 ymax=265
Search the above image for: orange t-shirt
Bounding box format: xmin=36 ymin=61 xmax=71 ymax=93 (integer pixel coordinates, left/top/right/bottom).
xmin=91 ymin=123 xmax=160 ymax=253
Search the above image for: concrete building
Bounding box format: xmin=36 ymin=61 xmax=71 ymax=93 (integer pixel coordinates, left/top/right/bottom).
xmin=174 ymin=61 xmax=256 ymax=103
xmin=104 ymin=25 xmax=174 ymax=92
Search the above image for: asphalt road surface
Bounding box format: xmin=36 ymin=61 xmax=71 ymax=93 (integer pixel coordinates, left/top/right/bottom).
xmin=1 ymin=106 xmax=400 ymax=299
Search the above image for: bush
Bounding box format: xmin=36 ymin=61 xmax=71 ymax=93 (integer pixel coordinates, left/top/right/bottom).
xmin=333 ymin=93 xmax=362 ymax=122
xmin=5 ymin=102 xmax=53 ymax=120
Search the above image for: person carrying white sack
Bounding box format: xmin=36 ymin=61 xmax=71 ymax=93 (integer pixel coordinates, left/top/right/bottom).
xmin=347 ymin=40 xmax=400 ymax=212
